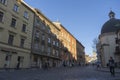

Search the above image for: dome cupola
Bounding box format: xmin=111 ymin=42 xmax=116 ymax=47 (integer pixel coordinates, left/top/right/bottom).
xmin=101 ymin=11 xmax=120 ymax=34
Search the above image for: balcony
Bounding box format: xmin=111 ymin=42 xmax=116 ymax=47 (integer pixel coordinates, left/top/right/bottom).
xmin=53 ymin=45 xmax=57 ymax=49
xmin=41 ymin=51 xmax=47 ymax=55
xmin=32 ymin=49 xmax=42 ymax=55
xmin=34 ymin=37 xmax=40 ymax=42
xmin=47 ymin=42 xmax=51 ymax=47
xmin=56 ymin=46 xmax=59 ymax=50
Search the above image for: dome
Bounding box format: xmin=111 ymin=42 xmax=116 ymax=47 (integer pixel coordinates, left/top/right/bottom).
xmin=101 ymin=11 xmax=120 ymax=34
xmin=101 ymin=18 xmax=120 ymax=34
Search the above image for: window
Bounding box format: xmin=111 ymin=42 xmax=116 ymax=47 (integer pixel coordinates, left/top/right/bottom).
xmin=20 ymin=38 xmax=25 ymax=47
xmin=42 ymin=20 xmax=45 ymax=29
xmin=36 ymin=19 xmax=40 ymax=26
xmin=48 ymin=28 xmax=51 ymax=33
xmin=56 ymin=42 xmax=59 ymax=46
xmin=53 ymin=49 xmax=55 ymax=55
xmin=53 ymin=41 xmax=55 ymax=45
xmin=0 ymin=11 xmax=3 ymax=22
xmin=41 ymin=45 xmax=45 ymax=52
xmin=5 ymin=54 xmax=11 ymax=61
xmin=35 ymin=31 xmax=39 ymax=38
xmin=22 ymin=24 xmax=26 ymax=32
xmin=42 ymin=26 xmax=45 ymax=30
xmin=24 ymin=11 xmax=29 ymax=19
xmin=47 ymin=47 xmax=51 ymax=55
xmin=4 ymin=53 xmax=11 ymax=67
xmin=56 ymin=50 xmax=59 ymax=56
xmin=48 ymin=29 xmax=51 ymax=33
xmin=8 ymin=34 xmax=14 ymax=45
xmin=48 ymin=37 xmax=51 ymax=43
xmin=11 ymin=18 xmax=16 ymax=27
xmin=13 ymin=4 xmax=19 ymax=12
xmin=34 ymin=43 xmax=39 ymax=49
xmin=42 ymin=34 xmax=45 ymax=40
xmin=0 ymin=0 xmax=7 ymax=5
xmin=46 ymin=25 xmax=51 ymax=33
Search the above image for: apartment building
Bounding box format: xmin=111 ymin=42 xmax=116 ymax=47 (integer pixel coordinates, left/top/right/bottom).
xmin=0 ymin=0 xmax=85 ymax=69
xmin=0 ymin=0 xmax=34 ymax=68
xmin=53 ymin=22 xmax=77 ymax=66
xmin=76 ymin=40 xmax=85 ymax=66
xmin=31 ymin=9 xmax=62 ymax=68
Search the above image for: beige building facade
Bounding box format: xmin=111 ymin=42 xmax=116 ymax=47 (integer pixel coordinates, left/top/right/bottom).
xmin=0 ymin=0 xmax=85 ymax=69
xmin=85 ymin=55 xmax=91 ymax=64
xmin=0 ymin=0 xmax=34 ymax=68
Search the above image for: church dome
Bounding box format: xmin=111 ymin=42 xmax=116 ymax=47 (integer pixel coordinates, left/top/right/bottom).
xmin=101 ymin=11 xmax=120 ymax=34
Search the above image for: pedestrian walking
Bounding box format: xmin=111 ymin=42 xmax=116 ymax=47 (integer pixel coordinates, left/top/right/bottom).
xmin=96 ymin=62 xmax=101 ymax=70
xmin=108 ymin=57 xmax=115 ymax=76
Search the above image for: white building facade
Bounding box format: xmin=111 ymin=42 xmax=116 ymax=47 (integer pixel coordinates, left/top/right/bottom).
xmin=97 ymin=11 xmax=120 ymax=67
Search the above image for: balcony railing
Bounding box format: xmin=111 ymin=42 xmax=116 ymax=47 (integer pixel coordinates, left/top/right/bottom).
xmin=47 ymin=43 xmax=51 ymax=47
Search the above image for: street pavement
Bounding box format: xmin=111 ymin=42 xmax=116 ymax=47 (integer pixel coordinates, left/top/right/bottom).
xmin=97 ymin=67 xmax=120 ymax=73
xmin=0 ymin=66 xmax=120 ymax=80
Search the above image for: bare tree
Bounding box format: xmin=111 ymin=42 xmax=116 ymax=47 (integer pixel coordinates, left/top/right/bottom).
xmin=92 ymin=38 xmax=99 ymax=52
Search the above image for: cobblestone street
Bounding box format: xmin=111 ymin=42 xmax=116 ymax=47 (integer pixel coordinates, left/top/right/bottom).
xmin=0 ymin=66 xmax=120 ymax=80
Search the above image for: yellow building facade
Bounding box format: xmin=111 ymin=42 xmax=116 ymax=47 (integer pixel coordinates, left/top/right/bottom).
xmin=0 ymin=0 xmax=85 ymax=69
xmin=0 ymin=0 xmax=34 ymax=68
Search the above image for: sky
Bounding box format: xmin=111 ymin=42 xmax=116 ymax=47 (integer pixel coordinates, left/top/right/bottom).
xmin=24 ymin=0 xmax=120 ymax=56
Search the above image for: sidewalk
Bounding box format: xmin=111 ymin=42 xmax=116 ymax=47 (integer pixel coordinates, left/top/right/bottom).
xmin=97 ymin=67 xmax=120 ymax=73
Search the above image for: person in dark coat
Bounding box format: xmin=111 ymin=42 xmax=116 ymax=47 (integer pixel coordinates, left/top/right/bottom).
xmin=109 ymin=57 xmax=115 ymax=76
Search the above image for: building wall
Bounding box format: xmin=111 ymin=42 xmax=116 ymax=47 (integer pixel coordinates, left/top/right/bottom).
xmin=30 ymin=9 xmax=62 ymax=68
xmin=99 ymin=32 xmax=116 ymax=66
xmin=0 ymin=0 xmax=34 ymax=68
xmin=53 ymin=22 xmax=78 ymax=66
xmin=76 ymin=40 xmax=85 ymax=65
xmin=0 ymin=0 xmax=85 ymax=68
xmin=85 ymin=55 xmax=91 ymax=64
xmin=114 ymin=30 xmax=120 ymax=67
